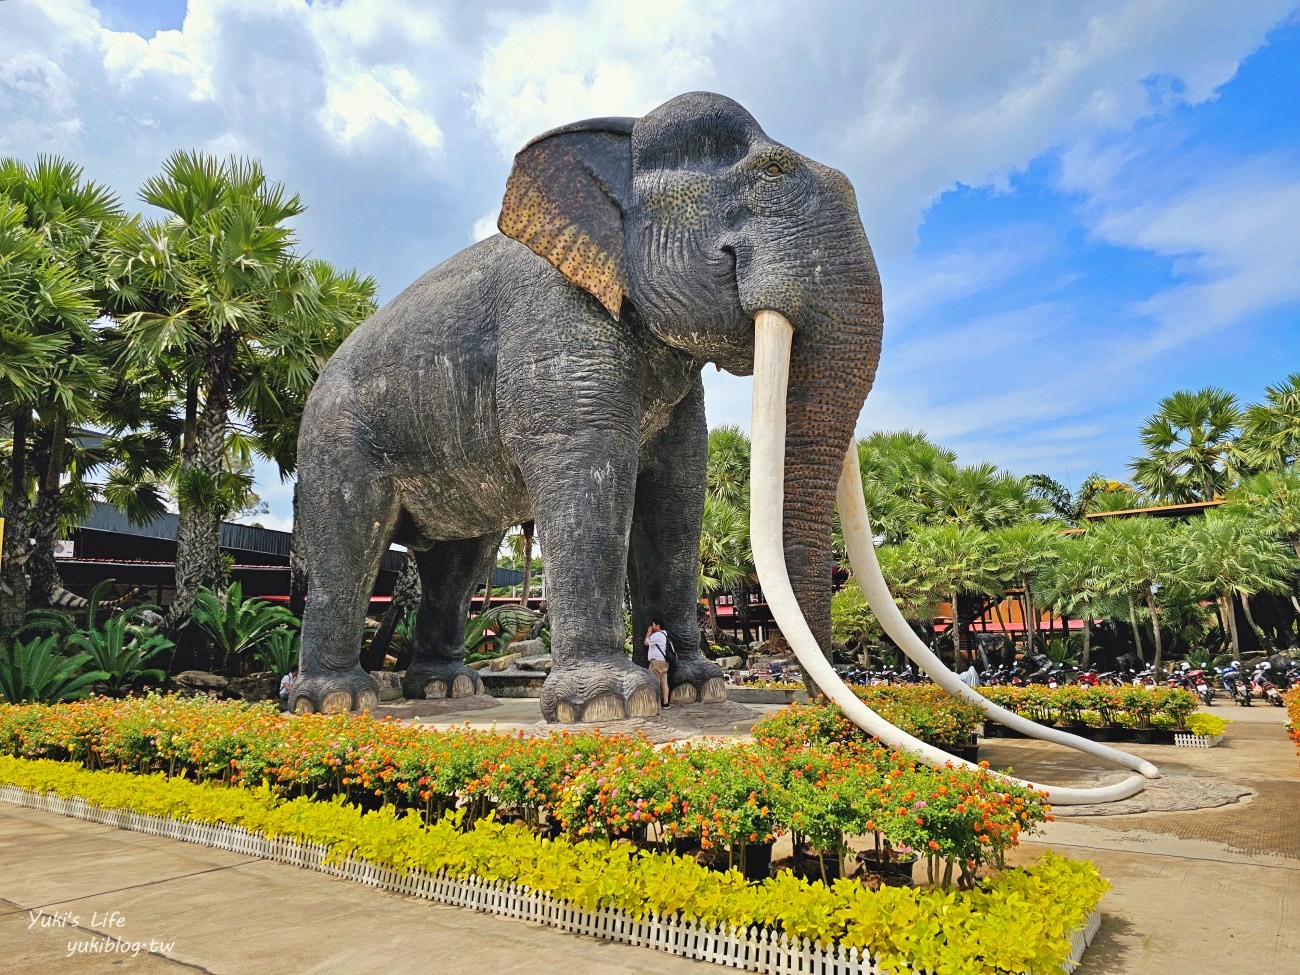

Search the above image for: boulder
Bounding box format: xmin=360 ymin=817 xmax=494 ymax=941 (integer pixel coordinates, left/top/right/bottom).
xmin=174 ymin=671 xmax=229 ymax=692
xmin=227 ymin=673 xmax=279 ymax=703
xmin=715 ymin=655 xmax=745 ymax=671
xmin=368 ymin=670 xmax=404 ymax=701
xmin=511 ymin=638 xmax=548 ymax=658
xmin=515 ymin=655 xmax=552 ymax=673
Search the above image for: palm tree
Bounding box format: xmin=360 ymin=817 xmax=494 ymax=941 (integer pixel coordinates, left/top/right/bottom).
xmin=1238 ymin=374 xmax=1300 ymax=472
xmin=1131 ymin=387 xmax=1241 ymax=502
xmin=1174 ymin=511 xmax=1298 ymax=660
xmin=1089 ymin=518 xmax=1178 ymax=674
xmin=0 ymin=157 xmax=127 ymax=609
xmin=0 ymin=190 xmax=97 ymax=640
xmin=698 ymin=494 xmax=750 ymax=640
xmin=705 ymin=427 xmax=757 ymax=641
xmin=1225 ymin=469 xmax=1300 ymax=614
xmin=114 ymin=152 xmax=375 ymax=633
xmin=986 ymin=521 xmax=1060 ymax=654
xmin=906 ymin=522 xmax=997 ymax=664
xmin=1036 ymin=534 xmax=1113 ymax=668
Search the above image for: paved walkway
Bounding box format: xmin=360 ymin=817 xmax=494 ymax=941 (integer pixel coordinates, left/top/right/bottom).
xmin=1 ymin=698 xmax=1296 ymax=974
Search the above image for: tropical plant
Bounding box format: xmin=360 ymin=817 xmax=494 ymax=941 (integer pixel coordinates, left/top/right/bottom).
xmin=65 ymin=614 xmax=171 ymax=695
xmin=0 ymin=635 xmax=107 ymax=702
xmin=1089 ymin=518 xmax=1179 ymax=674
xmin=987 ymin=522 xmax=1060 ymax=654
xmin=1237 ymin=374 xmax=1300 ymax=472
xmin=256 ymin=629 xmax=299 ymax=676
xmin=1175 ymin=512 xmax=1298 ymax=659
xmin=113 ymin=151 xmax=376 ymax=634
xmin=190 ymin=582 xmax=299 ymax=674
xmin=1131 ymin=387 xmax=1241 ymax=502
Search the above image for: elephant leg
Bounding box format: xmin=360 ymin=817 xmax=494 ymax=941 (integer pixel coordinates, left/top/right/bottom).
xmin=628 ymin=380 xmax=724 ymax=706
xmin=401 ymin=535 xmax=500 ymax=699
xmin=518 ymin=432 xmax=660 ymax=724
xmin=292 ymin=478 xmax=397 ymax=714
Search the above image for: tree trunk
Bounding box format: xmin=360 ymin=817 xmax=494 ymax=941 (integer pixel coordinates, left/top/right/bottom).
xmin=1222 ymin=594 xmax=1242 ymax=661
xmin=1127 ymin=594 xmax=1145 ymax=661
xmin=707 ymin=593 xmax=720 ymax=646
xmin=167 ymin=345 xmax=234 ymax=635
xmin=1020 ymin=575 xmax=1037 ymax=654
xmin=0 ymin=408 xmax=32 ymax=644
xmin=288 ymin=481 xmax=308 ymax=619
xmin=950 ymin=588 xmax=961 ymax=668
xmin=362 ymin=550 xmax=421 ymax=671
xmin=1081 ymin=618 xmax=1092 ymax=669
xmin=28 ymin=409 xmax=69 ymax=607
xmin=1145 ymin=588 xmax=1164 ymax=676
xmin=519 ymin=521 xmax=533 ymax=607
xmin=1240 ymin=592 xmax=1265 ymax=649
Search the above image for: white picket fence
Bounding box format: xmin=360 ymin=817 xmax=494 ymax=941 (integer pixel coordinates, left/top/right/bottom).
xmin=1 ymin=784 xmax=1099 ymax=974
xmin=1174 ymin=733 xmax=1224 ymax=748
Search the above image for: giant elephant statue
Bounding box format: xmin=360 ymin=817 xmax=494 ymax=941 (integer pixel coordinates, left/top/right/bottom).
xmin=293 ymin=92 xmax=1157 ymax=803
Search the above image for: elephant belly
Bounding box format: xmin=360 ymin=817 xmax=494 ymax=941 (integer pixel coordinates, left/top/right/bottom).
xmin=390 ymin=462 xmax=532 ymax=546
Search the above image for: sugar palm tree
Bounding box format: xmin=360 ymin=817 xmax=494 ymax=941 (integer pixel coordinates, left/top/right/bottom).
xmin=1089 ymin=518 xmax=1178 ymax=674
xmin=114 ymin=152 xmax=375 ymax=634
xmin=1174 ymin=511 xmax=1298 ymax=660
xmin=1224 ymin=469 xmax=1300 ymax=614
xmin=1 ymin=156 xmax=126 ymax=608
xmin=986 ymin=521 xmax=1060 ymax=654
xmin=1132 ymin=387 xmax=1241 ymax=502
xmin=906 ymin=522 xmax=998 ymax=664
xmin=1238 ymin=374 xmax=1300 ymax=473
xmin=1036 ymin=534 xmax=1113 ymax=668
xmin=0 ymin=192 xmax=97 ymax=640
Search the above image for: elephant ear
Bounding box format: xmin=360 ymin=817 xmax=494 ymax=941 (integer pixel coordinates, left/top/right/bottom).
xmin=499 ymin=117 xmax=634 ymax=319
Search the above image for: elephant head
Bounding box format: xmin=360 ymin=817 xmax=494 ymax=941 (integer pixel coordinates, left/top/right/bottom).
xmin=501 ymin=92 xmax=1157 ymax=803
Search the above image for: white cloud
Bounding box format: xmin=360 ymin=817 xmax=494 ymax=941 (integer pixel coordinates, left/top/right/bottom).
xmin=473 ymin=0 xmax=732 ymax=157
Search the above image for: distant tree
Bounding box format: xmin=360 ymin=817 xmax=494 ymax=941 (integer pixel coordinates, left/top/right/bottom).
xmin=1238 ymin=374 xmax=1300 ymax=472
xmin=1131 ymin=387 xmax=1241 ymax=502
xmin=1175 ymin=511 xmax=1297 ymax=660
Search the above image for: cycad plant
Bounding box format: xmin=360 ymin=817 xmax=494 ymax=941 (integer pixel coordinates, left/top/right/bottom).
xmin=256 ymin=628 xmax=300 ymax=677
xmin=65 ymin=614 xmax=171 ymax=695
xmin=0 ymin=635 xmax=108 ymax=703
xmin=190 ymin=582 xmax=299 ymax=675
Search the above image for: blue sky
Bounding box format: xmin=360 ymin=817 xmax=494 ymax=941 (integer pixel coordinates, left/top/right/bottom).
xmin=2 ymin=0 xmax=1299 ymax=529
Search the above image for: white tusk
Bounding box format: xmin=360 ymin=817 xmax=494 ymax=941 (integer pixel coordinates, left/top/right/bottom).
xmin=750 ymin=308 xmax=1150 ymax=804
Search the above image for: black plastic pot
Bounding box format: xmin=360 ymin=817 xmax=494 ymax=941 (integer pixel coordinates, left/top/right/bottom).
xmin=739 ymin=841 xmax=774 ymax=882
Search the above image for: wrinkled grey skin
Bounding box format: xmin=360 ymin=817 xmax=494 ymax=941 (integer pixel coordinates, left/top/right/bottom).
xmin=293 ymin=92 xmax=882 ymax=722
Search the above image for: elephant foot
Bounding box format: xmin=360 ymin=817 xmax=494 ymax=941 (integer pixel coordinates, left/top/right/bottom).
xmin=669 ymin=657 xmax=727 ymax=705
xmin=541 ymin=655 xmax=661 ymax=723
xmin=291 ymin=668 xmax=381 ymax=714
xmin=402 ymin=660 xmax=485 ymax=700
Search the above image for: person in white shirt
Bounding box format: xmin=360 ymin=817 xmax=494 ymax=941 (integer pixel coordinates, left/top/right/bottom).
xmin=644 ymin=618 xmax=670 ymax=709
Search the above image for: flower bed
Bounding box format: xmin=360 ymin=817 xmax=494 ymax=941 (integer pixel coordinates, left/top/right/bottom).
xmin=979 ymin=685 xmax=1198 ymax=735
xmin=1286 ymin=686 xmax=1300 ymax=754
xmin=0 ymin=755 xmax=1107 ymax=975
xmin=0 ymin=694 xmax=1047 ymax=888
xmin=754 ymin=686 xmax=984 ymax=752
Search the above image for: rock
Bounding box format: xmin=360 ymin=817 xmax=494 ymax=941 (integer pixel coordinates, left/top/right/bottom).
xmin=467 ymin=659 xmax=494 ymax=671
xmin=369 ymin=670 xmax=405 ymax=701
xmin=489 ymin=653 xmax=523 ymax=672
xmin=715 ymin=655 xmax=745 ymax=671
xmin=515 ymin=655 xmax=552 ymax=673
xmin=511 ymin=638 xmax=548 ymax=658
xmin=227 ymin=673 xmax=279 ymax=703
xmin=174 ymin=671 xmax=229 ymax=692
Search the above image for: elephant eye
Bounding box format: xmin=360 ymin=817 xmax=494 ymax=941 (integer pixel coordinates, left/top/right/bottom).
xmin=763 ymin=162 xmax=785 ymax=176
